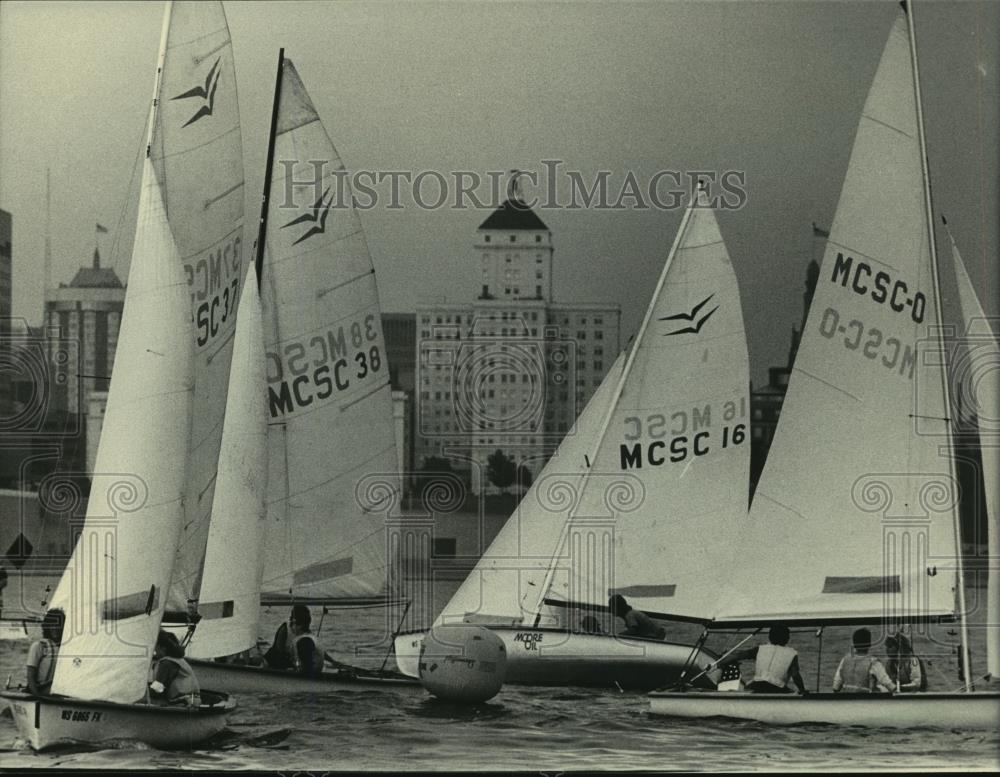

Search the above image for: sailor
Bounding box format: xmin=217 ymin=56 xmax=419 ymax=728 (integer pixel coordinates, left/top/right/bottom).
xmin=708 ymin=623 xmax=809 ymax=694
xmin=149 ymin=630 xmax=202 ymax=707
xmin=26 ymin=608 xmax=64 ymax=696
xmin=287 ymin=604 xmax=324 ymax=679
xmin=608 ymin=594 xmax=667 ymax=640
xmin=885 ymin=632 xmax=926 ymax=692
xmin=832 ymin=628 xmax=894 ymax=694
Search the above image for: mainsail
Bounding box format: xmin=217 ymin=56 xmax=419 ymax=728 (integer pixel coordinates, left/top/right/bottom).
xmin=714 ymin=12 xmax=959 ymax=626
xmin=258 ymin=60 xmax=401 ymax=602
xmin=436 ymin=186 xmax=750 ymax=627
xmin=50 ymin=158 xmax=194 ymax=704
xmin=185 ymin=267 xmax=268 ymax=659
xmin=947 ymin=225 xmax=1000 ymax=678
xmin=148 ymin=0 xmax=246 ymax=617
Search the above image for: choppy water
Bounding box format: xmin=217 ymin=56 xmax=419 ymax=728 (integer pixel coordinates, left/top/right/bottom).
xmin=2 ymin=573 xmax=998 ymax=771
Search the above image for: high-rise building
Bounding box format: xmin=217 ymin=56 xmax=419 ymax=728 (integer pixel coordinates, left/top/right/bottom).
xmin=44 ymin=248 xmax=125 ymax=417
xmin=416 ymin=198 xmax=620 ymax=493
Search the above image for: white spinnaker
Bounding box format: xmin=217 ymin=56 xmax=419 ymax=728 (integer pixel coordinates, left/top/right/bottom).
xmin=948 ymin=228 xmax=1000 ymax=678
xmin=186 ymin=267 xmax=268 ymax=659
xmin=50 ymin=159 xmax=193 ymax=704
xmin=435 ymin=352 xmax=626 ymax=628
xmin=544 ymin=191 xmax=750 ymax=620
xmin=259 ymin=60 xmax=400 ymax=601
xmin=149 ymin=0 xmax=246 ymax=615
xmin=715 ymin=13 xmax=958 ymax=625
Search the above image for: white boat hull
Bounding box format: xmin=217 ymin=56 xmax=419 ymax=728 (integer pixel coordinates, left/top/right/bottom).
xmin=1 ymin=690 xmax=235 ymax=750
xmin=395 ymin=627 xmax=718 ymax=690
xmin=648 ymin=690 xmax=1000 ymax=729
xmin=186 ymin=659 xmax=423 ymax=695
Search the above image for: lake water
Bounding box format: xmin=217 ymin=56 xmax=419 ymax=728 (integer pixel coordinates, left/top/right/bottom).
xmin=1 ymin=572 xmax=998 ymax=771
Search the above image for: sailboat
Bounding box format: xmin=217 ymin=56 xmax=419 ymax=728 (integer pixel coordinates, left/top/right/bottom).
xmin=394 ymin=182 xmax=749 ymax=690
xmin=0 ymin=0 xmax=243 ymax=749
xmin=182 ymin=52 xmax=419 ymax=695
xmin=649 ymin=2 xmax=1000 ymax=728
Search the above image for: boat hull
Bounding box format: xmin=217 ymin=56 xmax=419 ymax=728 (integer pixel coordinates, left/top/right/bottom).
xmin=186 ymin=659 xmax=423 ymax=695
xmin=647 ymin=690 xmax=1000 ymax=729
xmin=395 ymin=627 xmax=718 ymax=690
xmin=0 ymin=689 xmax=235 ymax=750
xmin=0 ymin=618 xmax=34 ymax=641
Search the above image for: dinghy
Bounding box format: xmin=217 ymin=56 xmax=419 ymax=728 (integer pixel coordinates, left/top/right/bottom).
xmin=395 ymin=181 xmax=751 ymax=690
xmin=649 ymin=1 xmax=1000 ymax=728
xmin=182 ymin=52 xmax=420 ymax=695
xmin=0 ymin=0 xmax=242 ymax=749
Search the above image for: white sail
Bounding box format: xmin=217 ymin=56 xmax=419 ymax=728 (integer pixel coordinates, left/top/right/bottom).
xmin=149 ymin=0 xmax=246 ymax=617
xmin=715 ymin=13 xmax=959 ymax=625
xmin=185 ymin=267 xmax=268 ymax=659
xmin=49 ymin=158 xmax=194 ymax=704
xmin=435 ymin=351 xmax=626 ymax=628
xmin=549 ymin=190 xmax=750 ymax=620
xmin=259 ymin=60 xmax=400 ymax=602
xmin=436 ymin=188 xmax=750 ymax=627
xmin=947 ymin=227 xmax=1000 ymax=678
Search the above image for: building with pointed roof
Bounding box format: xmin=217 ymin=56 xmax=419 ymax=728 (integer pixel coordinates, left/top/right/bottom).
xmin=416 ymin=195 xmax=620 ymax=494
xmin=45 ymin=247 xmax=126 ymax=417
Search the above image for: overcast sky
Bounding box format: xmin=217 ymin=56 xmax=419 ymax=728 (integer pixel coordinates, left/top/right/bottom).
xmin=1 ymin=0 xmax=996 ymax=385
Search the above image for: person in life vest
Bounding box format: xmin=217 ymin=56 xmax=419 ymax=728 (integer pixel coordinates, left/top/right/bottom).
xmin=707 ymin=623 xmax=809 ymax=694
xmin=832 ymin=627 xmax=894 ymax=693
xmin=284 ymin=604 xmax=324 ymax=678
xmin=149 ymin=630 xmax=201 ymax=707
xmin=608 ymin=595 xmax=667 ymax=640
xmin=26 ymin=608 xmax=64 ymax=695
xmin=884 ymin=632 xmax=926 ymax=692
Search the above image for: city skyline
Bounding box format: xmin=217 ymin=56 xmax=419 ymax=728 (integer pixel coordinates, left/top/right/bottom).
xmin=1 ymin=1 xmax=997 ymax=388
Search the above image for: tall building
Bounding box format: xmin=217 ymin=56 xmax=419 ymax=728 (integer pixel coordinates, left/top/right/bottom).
xmin=44 ymin=248 xmax=125 ymax=417
xmin=0 ymin=209 xmax=11 ymax=340
xmin=416 ymin=198 xmax=621 ymax=493
xmin=749 ymin=225 xmax=823 ymax=493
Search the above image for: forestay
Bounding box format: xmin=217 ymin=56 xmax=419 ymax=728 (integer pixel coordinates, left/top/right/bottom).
xmin=714 ymin=14 xmax=958 ymax=626
xmin=259 ymin=60 xmax=400 ymax=602
xmin=947 ymin=227 xmax=1000 ymax=677
xmin=149 ymin=1 xmax=246 ymax=617
xmin=49 ymin=159 xmax=194 ymax=704
xmin=186 ymin=267 xmax=268 ymax=660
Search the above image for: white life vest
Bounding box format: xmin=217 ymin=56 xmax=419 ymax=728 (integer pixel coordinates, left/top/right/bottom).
xmin=753 ymin=643 xmax=797 ymax=688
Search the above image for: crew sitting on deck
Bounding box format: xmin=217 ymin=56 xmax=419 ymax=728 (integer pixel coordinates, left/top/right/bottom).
xmin=708 ymin=623 xmax=809 ymax=694
xmin=149 ymin=630 xmax=202 ymax=707
xmin=832 ymin=627 xmax=894 ymax=694
xmin=264 ymin=604 xmax=324 ymax=678
xmin=608 ymin=594 xmax=666 ymax=640
xmin=26 ymin=608 xmax=64 ymax=696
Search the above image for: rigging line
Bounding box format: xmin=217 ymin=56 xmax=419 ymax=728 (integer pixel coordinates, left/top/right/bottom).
xmin=823 ymin=238 xmax=903 ymax=273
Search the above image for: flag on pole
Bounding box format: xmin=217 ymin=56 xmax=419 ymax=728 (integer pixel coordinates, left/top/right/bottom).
xmin=96 ymin=223 xmax=108 ymax=234
xmin=811 ymin=222 xmax=829 ymax=238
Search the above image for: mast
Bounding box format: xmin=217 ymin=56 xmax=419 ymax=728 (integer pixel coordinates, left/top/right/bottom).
xmin=145 ymin=2 xmax=173 ymax=158
xmin=903 ymin=0 xmax=973 ymax=691
xmin=530 ymin=182 xmax=703 ymax=625
xmin=44 ymin=168 xmax=51 ymax=296
xmin=255 ymin=48 xmax=284 ymax=291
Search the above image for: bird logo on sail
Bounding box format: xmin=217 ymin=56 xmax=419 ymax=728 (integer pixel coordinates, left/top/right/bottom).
xmin=281 ymin=187 xmax=333 ymax=245
xmin=171 ymin=58 xmax=222 ymax=127
xmin=659 ymin=294 xmax=718 ymax=335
